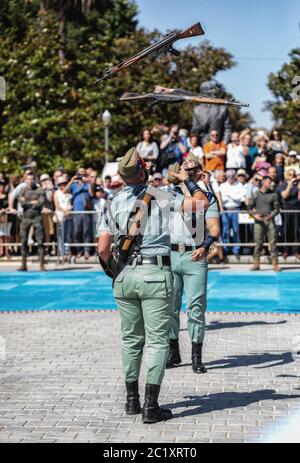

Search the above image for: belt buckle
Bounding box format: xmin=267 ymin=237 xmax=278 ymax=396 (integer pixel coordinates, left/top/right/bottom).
xmin=178 ymin=243 xmax=185 ymax=253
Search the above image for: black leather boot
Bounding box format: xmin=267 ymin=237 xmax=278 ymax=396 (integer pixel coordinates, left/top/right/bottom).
xmin=142 ymin=384 xmax=172 ymax=423
xmin=166 ymin=339 xmax=182 ymax=369
xmin=125 ymin=380 xmax=141 ymax=415
xmin=191 ymin=342 xmax=207 ymax=374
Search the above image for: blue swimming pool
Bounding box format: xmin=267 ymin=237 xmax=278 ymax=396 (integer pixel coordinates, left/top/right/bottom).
xmin=0 ymin=271 xmax=299 ymax=313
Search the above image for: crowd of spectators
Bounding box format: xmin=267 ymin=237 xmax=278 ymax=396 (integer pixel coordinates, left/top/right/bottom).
xmin=0 ymin=126 xmax=300 ymax=262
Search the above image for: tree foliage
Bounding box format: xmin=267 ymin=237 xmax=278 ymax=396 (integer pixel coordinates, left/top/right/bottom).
xmin=266 ymin=48 xmax=300 ymax=151
xmin=0 ymin=0 xmax=252 ymax=174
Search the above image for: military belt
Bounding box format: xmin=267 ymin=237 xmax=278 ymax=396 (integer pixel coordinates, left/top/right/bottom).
xmin=128 ymin=255 xmax=171 ymax=266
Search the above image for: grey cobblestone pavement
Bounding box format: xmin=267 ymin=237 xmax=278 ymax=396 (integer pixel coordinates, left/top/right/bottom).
xmin=0 ymin=310 xmax=300 ymax=443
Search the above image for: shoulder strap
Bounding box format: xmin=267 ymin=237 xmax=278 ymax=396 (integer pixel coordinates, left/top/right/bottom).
xmin=119 ymin=188 xmax=153 ymax=259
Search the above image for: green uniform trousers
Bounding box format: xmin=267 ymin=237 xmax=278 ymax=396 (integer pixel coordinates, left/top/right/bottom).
xmin=170 ymin=251 xmax=208 ymax=344
xmin=20 ymin=216 xmax=44 ymax=258
xmin=253 ymin=220 xmax=277 ymax=258
xmin=113 ymin=264 xmax=174 ymax=385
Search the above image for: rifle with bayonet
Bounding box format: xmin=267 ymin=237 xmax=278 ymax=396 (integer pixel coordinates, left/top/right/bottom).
xmin=119 ymin=88 xmax=249 ymax=108
xmin=95 ymin=22 xmax=204 ymax=84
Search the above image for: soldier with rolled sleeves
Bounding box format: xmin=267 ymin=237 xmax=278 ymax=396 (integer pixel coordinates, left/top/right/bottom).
xmin=97 ymin=148 xmax=210 ymax=423
xmin=10 ymin=172 xmax=47 ymax=272
xmin=166 ymin=153 xmax=221 ymax=373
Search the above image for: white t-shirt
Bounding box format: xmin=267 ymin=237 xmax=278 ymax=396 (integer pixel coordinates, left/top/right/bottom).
xmin=219 ymin=181 xmax=246 ymax=209
xmin=93 ymin=197 xmax=106 ymax=223
xmin=55 ymin=189 xmax=72 ymax=223
xmin=136 ymin=141 xmax=159 ymax=160
xmin=226 ymin=143 xmax=246 ymax=169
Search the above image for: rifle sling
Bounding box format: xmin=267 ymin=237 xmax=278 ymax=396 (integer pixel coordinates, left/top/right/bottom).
xmin=113 ymin=188 xmax=153 ymax=284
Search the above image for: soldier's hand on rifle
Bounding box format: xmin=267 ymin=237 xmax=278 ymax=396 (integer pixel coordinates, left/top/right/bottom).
xmin=191 ymin=247 xmax=206 ymax=261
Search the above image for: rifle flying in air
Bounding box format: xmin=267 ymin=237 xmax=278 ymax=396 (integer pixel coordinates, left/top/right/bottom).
xmin=95 ymin=23 xmax=205 ymax=84
xmin=119 ymin=88 xmax=250 ymax=108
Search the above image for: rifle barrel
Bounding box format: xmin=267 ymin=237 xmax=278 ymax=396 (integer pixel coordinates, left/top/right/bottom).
xmin=96 ymin=22 xmax=205 ymax=84
xmin=119 ymin=92 xmax=249 ymax=108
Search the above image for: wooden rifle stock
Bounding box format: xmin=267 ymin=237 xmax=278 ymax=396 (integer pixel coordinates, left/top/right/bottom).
xmin=96 ymin=22 xmax=205 ymax=83
xmin=120 ymin=193 xmax=153 ymax=252
xmin=176 ymin=23 xmax=205 ymax=39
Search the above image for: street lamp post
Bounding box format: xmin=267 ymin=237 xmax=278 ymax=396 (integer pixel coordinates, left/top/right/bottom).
xmin=102 ymin=109 xmax=111 ymax=165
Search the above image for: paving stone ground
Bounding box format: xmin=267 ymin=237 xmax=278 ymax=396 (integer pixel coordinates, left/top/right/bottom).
xmin=0 ymin=310 xmax=300 ymax=443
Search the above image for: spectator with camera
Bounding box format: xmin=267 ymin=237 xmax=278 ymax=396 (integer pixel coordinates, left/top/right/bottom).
xmin=159 ymin=124 xmax=188 ymax=173
xmin=285 ymin=151 xmax=300 ymax=176
xmin=64 ymin=168 xmax=93 ymax=260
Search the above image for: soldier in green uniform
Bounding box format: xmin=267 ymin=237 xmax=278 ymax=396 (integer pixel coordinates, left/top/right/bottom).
xmin=12 ymin=172 xmax=47 ymax=272
xmin=248 ymin=175 xmax=281 ymax=272
xmin=97 ymin=148 xmax=210 ymax=423
xmin=166 ymin=154 xmax=220 ymax=373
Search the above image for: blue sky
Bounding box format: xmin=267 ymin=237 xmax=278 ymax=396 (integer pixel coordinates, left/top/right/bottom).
xmin=135 ymin=0 xmax=300 ymax=129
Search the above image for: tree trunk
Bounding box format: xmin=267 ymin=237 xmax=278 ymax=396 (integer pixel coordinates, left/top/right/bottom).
xmin=58 ymin=7 xmax=67 ymax=67
xmin=39 ymin=1 xmax=47 ymax=13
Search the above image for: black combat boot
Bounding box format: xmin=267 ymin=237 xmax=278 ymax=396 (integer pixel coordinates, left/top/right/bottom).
xmin=125 ymin=380 xmax=141 ymax=415
xmin=166 ymin=339 xmax=182 ymax=368
xmin=191 ymin=342 xmax=207 ymax=374
xmin=142 ymin=384 xmax=172 ymax=424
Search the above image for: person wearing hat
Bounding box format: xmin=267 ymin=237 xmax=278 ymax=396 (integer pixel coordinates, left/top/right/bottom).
xmin=97 ymin=147 xmax=210 ymax=423
xmin=153 ymin=172 xmax=164 ymax=189
xmin=166 ymin=153 xmax=220 ymax=372
xmin=54 ymin=176 xmax=73 ymax=263
xmin=9 ymin=171 xmax=47 ymax=271
xmin=284 ymin=151 xmax=300 ymax=176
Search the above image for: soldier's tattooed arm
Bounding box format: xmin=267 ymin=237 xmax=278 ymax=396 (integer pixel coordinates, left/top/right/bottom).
xmin=205 ymin=217 xmax=221 ymax=240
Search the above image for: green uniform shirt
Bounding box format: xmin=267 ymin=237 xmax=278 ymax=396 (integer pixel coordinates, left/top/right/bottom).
xmin=97 ymin=184 xmax=184 ymax=257
xmin=171 ymin=181 xmax=219 ymax=246
xmin=18 ymin=187 xmax=46 ymax=219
